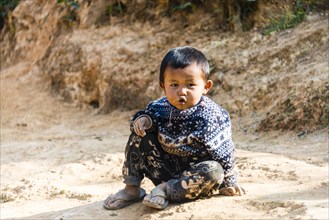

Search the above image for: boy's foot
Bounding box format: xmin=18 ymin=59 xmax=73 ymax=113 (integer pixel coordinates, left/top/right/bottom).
xmin=103 ymin=188 xmax=146 ymax=210
xmin=143 ymin=187 xmax=168 ymax=209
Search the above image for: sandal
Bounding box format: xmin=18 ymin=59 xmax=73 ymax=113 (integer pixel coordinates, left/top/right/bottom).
xmin=103 ymin=188 xmax=146 ymax=210
xmin=143 ymin=187 xmax=169 ymax=209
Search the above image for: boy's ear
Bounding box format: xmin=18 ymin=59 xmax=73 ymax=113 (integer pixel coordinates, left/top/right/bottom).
xmin=159 ymin=82 xmax=164 ymax=89
xmin=203 ymin=80 xmax=213 ymax=94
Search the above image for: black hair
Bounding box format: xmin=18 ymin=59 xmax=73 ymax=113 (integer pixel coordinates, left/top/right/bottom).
xmin=159 ymin=46 xmax=210 ymax=84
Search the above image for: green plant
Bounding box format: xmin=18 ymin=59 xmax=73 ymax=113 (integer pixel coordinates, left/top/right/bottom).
xmin=171 ymin=1 xmax=196 ymax=13
xmin=56 ymin=0 xmax=80 ymax=9
xmin=105 ymin=1 xmax=127 ymax=18
xmin=262 ymin=0 xmax=311 ymax=35
xmin=262 ymin=10 xmax=306 ymax=35
xmin=0 ymin=0 xmax=20 ymax=30
xmin=301 ymin=0 xmax=329 ymax=11
xmin=56 ymin=0 xmax=80 ymax=25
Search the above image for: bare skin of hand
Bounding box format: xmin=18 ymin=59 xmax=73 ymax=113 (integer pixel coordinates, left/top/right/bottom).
xmin=218 ymin=185 xmax=246 ymax=196
xmin=133 ymin=115 xmax=152 ymax=137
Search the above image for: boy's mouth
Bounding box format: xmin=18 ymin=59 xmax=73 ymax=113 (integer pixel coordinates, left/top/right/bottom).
xmin=178 ymin=97 xmax=187 ymax=104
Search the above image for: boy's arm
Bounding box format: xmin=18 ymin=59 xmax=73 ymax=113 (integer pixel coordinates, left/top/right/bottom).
xmin=129 ymin=110 xmax=157 ymax=135
xmin=197 ymin=109 xmax=245 ymax=196
xmin=216 ymin=152 xmax=245 ymax=196
xmin=132 ymin=115 xmax=152 ymax=137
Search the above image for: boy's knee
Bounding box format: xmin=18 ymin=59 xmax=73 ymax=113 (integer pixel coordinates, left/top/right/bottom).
xmin=195 ymin=160 xmax=224 ymax=183
xmin=166 ymin=161 xmax=224 ymax=202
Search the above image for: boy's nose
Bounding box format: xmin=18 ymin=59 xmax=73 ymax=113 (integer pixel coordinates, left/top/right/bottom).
xmin=178 ymin=87 xmax=187 ymax=96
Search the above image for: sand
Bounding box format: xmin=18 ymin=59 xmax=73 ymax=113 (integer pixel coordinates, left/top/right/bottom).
xmin=1 ymin=62 xmax=328 ymax=219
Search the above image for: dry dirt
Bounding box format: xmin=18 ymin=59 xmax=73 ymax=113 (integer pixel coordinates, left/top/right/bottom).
xmin=1 ymin=59 xmax=328 ymax=220
xmin=1 ymin=1 xmax=328 ymax=220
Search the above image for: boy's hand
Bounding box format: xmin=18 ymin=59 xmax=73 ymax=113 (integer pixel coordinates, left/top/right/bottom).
xmin=218 ymin=185 xmax=245 ymax=196
xmin=133 ymin=115 xmax=152 ymax=137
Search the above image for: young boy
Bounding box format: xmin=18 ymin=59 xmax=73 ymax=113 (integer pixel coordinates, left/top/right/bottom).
xmin=104 ymin=46 xmax=244 ymax=210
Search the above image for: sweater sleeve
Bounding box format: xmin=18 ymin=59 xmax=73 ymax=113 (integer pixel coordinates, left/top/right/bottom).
xmin=194 ymin=109 xmax=238 ymax=188
xmin=129 ymin=109 xmax=158 ymax=134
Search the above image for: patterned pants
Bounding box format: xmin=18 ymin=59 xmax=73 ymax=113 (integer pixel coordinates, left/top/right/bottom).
xmin=122 ymin=132 xmax=224 ymax=202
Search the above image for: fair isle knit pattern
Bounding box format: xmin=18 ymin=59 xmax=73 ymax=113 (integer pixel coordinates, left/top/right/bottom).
xmin=148 ymin=96 xmax=234 ymax=156
xmin=131 ymin=96 xmax=237 ymax=187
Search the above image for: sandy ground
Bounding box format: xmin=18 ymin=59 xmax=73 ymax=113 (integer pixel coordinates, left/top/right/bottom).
xmin=1 ymin=62 xmax=328 ymax=219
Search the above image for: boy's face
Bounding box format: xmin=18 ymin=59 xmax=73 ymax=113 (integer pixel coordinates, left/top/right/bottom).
xmin=160 ymin=62 xmax=213 ymax=110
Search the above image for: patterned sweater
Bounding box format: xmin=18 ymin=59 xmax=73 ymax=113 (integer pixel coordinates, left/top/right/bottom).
xmin=131 ymin=96 xmax=237 ymax=188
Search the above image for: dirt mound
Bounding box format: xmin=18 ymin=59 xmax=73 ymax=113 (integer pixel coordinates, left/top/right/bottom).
xmin=258 ymin=82 xmax=328 ymax=131
xmin=1 ymin=0 xmax=328 ymax=131
xmin=205 ymin=15 xmax=329 ymax=132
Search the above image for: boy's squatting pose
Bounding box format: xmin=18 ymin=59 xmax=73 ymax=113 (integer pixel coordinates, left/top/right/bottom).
xmin=104 ymin=46 xmax=245 ymax=210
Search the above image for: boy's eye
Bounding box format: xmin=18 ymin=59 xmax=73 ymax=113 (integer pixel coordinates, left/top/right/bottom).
xmin=170 ymin=84 xmax=178 ymax=87
xmin=187 ymin=83 xmax=196 ymax=87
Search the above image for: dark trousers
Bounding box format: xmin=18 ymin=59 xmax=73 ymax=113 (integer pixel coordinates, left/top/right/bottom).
xmin=122 ymin=132 xmax=224 ymax=202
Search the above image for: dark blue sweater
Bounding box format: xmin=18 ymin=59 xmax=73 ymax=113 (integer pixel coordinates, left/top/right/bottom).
xmin=131 ymin=96 xmax=237 ymax=187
